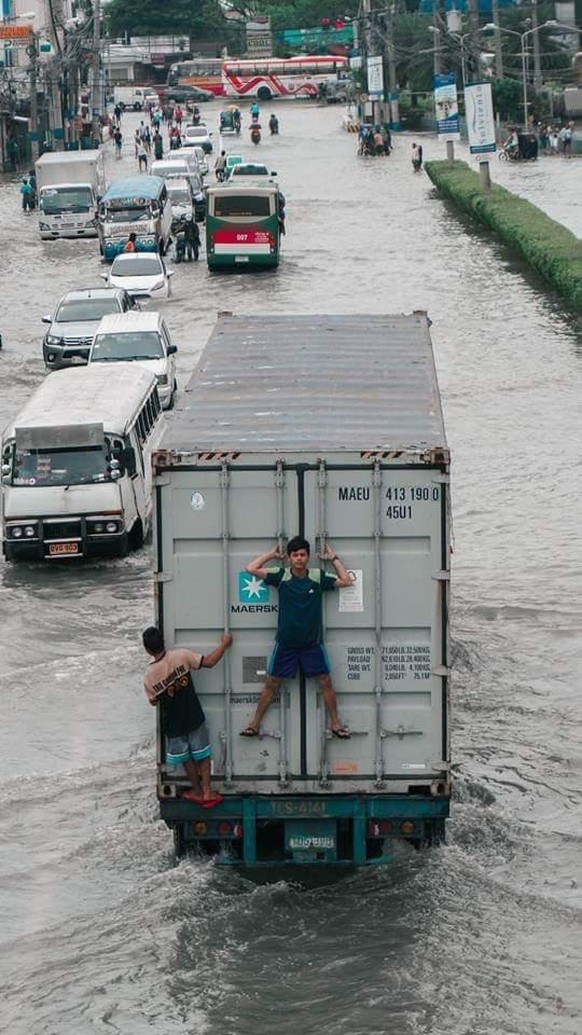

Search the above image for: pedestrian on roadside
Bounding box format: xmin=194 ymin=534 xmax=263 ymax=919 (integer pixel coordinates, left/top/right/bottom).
xmin=239 ymin=537 xmax=353 ymax=739
xmin=561 ymin=122 xmax=573 ymax=158
xmin=20 ymin=177 xmax=34 ymax=211
xmin=113 ymin=128 xmax=123 ymax=158
xmin=8 ymin=137 xmax=20 ymax=172
xmin=184 ymin=217 xmax=200 ymax=260
xmin=114 ymin=103 xmax=122 ymax=123
xmin=143 ymin=125 xmax=152 ymax=153
xmin=411 ymin=142 xmax=423 ymax=173
xmin=143 ymin=625 xmax=233 ymax=806
xmin=153 ymin=130 xmax=164 ymax=160
xmin=214 ymin=149 xmax=227 ymax=180
xmin=174 ymin=104 xmax=183 ymax=127
xmin=27 ymin=169 xmax=37 ymax=208
xmin=137 ymin=140 xmax=148 ymax=172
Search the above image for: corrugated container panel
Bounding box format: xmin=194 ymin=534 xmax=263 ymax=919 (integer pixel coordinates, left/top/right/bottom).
xmin=163 ymin=314 xmax=446 ymax=453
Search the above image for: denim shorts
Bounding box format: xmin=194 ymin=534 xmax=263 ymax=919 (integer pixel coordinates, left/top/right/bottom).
xmin=166 ymin=723 xmax=211 ymax=765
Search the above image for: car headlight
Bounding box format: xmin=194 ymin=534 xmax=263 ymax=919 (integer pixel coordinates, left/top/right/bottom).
xmin=46 ymin=334 xmax=63 ymax=346
xmin=92 ymin=521 xmax=104 ymax=533
xmin=105 ymin=521 xmax=118 ymax=533
xmin=24 ymin=525 xmax=37 ymax=538
xmin=157 ymin=374 xmax=168 ymax=385
xmin=11 ymin=526 xmax=23 ymax=539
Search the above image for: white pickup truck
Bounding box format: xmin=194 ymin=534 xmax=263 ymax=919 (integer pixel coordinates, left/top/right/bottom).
xmin=113 ymin=86 xmax=158 ymax=111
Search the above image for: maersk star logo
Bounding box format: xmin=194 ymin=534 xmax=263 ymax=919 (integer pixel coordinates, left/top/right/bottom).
xmin=238 ymin=571 xmax=270 ymax=603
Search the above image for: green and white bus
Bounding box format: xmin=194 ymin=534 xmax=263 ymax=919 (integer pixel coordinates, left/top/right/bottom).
xmin=205 ymin=184 xmax=284 ymax=271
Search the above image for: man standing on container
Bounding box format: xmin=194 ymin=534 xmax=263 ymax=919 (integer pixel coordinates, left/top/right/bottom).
xmin=143 ymin=626 xmax=233 ymax=805
xmin=240 ymin=537 xmax=352 ymax=739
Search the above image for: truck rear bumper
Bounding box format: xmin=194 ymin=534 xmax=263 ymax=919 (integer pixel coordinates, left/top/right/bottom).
xmin=160 ymin=793 xmax=450 ymax=867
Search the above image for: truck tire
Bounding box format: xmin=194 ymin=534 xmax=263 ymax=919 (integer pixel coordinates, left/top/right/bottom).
xmin=257 ymin=86 xmax=272 ymax=102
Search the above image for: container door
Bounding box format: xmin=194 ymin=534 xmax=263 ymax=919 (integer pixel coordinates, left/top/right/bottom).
xmin=302 ymin=463 xmax=448 ymax=787
xmin=157 ymin=465 xmax=299 ymax=786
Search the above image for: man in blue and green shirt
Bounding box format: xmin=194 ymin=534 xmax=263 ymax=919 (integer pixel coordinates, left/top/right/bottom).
xmin=240 ymin=536 xmax=353 ymax=739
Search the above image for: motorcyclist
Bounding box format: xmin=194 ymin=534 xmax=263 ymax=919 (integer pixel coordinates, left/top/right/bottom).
xmin=503 ymin=127 xmax=519 ymax=158
xmin=192 ymin=105 xmax=201 ymax=126
xmin=269 ymin=114 xmax=279 ymax=135
xmin=250 ymin=120 xmax=261 ymax=144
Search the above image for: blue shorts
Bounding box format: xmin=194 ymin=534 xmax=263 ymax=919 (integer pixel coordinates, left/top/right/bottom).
xmin=268 ymin=644 xmax=330 ymax=680
xmin=166 ymin=723 xmax=211 ymax=765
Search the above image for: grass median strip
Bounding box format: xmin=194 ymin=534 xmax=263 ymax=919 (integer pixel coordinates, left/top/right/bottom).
xmin=425 ymin=160 xmax=582 ymax=311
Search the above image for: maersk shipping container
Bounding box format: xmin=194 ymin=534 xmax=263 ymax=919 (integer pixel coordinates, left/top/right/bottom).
xmin=152 ymin=313 xmax=451 ymax=868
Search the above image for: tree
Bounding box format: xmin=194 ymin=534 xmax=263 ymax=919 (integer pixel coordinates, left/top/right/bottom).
xmin=105 ymin=0 xmax=227 ymax=40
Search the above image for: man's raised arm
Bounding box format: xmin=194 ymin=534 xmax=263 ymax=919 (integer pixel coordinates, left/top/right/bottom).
xmin=245 ymin=545 xmax=283 ymax=580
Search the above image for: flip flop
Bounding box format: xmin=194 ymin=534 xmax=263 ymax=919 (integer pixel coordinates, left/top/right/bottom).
xmin=240 ymin=725 xmax=259 ymax=737
xmin=202 ymin=793 xmax=223 ymax=809
xmin=331 ymin=727 xmax=351 ymax=740
xmin=181 ymin=790 xmax=205 ymax=804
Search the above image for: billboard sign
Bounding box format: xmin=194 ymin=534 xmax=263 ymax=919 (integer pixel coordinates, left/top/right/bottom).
xmin=246 ymin=16 xmax=272 ymax=58
xmin=434 ymin=72 xmax=460 ymax=140
xmin=465 ymin=81 xmax=496 ymax=154
xmin=367 ymin=55 xmax=384 ymax=99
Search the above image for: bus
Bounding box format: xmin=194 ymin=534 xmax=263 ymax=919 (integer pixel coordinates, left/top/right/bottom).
xmin=97 ymin=176 xmax=173 ymax=261
xmin=205 ymin=184 xmax=283 ymax=270
xmin=221 ymin=55 xmax=348 ymax=101
xmin=1 ymin=365 xmax=165 ymax=561
xmin=166 ymin=57 xmax=225 ymax=96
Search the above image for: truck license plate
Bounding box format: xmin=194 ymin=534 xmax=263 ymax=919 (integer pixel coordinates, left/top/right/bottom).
xmin=48 ymin=542 xmax=79 ymax=556
xmin=288 ymin=835 xmax=335 ymax=850
xmin=234 ymin=255 xmax=249 ymax=262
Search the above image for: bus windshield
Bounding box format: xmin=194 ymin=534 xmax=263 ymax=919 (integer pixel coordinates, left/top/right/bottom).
xmin=103 ymin=204 xmax=151 ymax=223
xmin=214 ymin=194 xmax=271 ymax=218
xmin=11 ymin=445 xmax=110 ymax=487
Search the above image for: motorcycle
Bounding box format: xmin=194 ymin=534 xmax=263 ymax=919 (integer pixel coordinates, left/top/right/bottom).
xmin=269 ymin=116 xmax=279 ymax=136
xmin=250 ymin=125 xmax=261 ymax=146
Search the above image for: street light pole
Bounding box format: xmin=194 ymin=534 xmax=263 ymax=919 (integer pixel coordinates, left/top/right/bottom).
xmin=90 ymin=0 xmax=101 ymax=142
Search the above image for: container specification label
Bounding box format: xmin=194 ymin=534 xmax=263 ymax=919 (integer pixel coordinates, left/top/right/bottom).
xmin=338 ymin=570 xmax=364 ymax=612
xmin=344 ymin=644 xmax=432 ymax=682
xmin=384 ymin=484 xmax=440 ymax=520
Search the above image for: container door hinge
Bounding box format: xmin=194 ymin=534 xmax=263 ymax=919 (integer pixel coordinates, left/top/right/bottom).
xmin=432 ymin=665 xmax=451 ymax=677
xmin=432 ymin=570 xmax=450 ymax=581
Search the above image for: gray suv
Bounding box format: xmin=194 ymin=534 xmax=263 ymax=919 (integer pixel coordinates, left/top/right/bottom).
xmin=42 ymin=287 xmax=139 ymax=370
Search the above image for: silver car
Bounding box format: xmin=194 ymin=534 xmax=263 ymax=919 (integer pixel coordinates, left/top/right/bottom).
xmin=42 ymin=287 xmax=139 ymax=370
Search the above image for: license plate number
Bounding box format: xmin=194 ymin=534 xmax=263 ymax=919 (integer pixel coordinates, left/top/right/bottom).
xmin=288 ymin=835 xmax=335 ymax=850
xmin=234 ymin=255 xmax=250 ymax=263
xmin=48 ymin=542 xmax=79 ymax=556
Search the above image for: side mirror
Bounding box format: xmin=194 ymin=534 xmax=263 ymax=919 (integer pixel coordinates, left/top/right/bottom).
xmin=167 ymin=343 xmax=177 ymax=355
xmin=41 ymin=315 xmax=52 ymax=324
xmin=167 ymin=270 xmax=175 ymax=277
xmin=100 ymin=272 xmax=108 ymax=280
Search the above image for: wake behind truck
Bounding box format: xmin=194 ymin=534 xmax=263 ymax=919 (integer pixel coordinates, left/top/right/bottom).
xmin=35 ymin=150 xmax=105 ymax=239
xmin=152 ymin=313 xmax=452 ymax=870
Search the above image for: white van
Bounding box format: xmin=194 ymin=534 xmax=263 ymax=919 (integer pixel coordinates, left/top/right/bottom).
xmin=1 ymin=365 xmax=164 ymax=561
xmin=88 ymin=312 xmax=177 ymax=410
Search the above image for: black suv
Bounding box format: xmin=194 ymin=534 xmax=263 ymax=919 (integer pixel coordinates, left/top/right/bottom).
xmin=164 ymin=85 xmax=213 ymax=103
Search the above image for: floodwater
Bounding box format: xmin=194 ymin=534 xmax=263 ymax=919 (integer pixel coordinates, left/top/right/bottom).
xmin=0 ymin=102 xmax=580 ymax=1034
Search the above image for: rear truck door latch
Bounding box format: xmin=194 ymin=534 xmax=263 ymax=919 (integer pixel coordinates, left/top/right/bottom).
xmin=381 ymin=726 xmax=423 ymax=739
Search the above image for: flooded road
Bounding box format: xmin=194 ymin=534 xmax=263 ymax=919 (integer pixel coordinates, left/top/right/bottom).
xmin=0 ymin=101 xmax=581 ymax=1034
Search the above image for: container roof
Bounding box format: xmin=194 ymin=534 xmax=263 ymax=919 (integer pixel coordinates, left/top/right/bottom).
xmin=163 ymin=314 xmax=447 ymax=453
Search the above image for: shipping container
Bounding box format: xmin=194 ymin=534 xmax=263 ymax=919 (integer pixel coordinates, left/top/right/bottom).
xmin=152 ymin=313 xmax=451 ymax=868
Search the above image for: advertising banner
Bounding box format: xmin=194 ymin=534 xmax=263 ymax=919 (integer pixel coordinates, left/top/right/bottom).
xmin=434 ymin=73 xmax=460 ymax=140
xmin=246 ymin=16 xmax=272 ymax=58
xmin=367 ymin=56 xmax=384 ymax=99
xmin=465 ymin=81 xmax=496 ymax=154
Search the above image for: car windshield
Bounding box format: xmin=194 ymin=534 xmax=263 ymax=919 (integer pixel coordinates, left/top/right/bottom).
xmin=55 ymin=299 xmax=121 ymax=323
xmin=12 ymin=445 xmax=109 ymax=487
xmin=186 ymin=128 xmax=207 ymax=137
xmin=104 ymin=206 xmax=150 ymax=223
xmin=92 ymin=331 xmax=163 ymax=361
xmin=40 ymin=187 xmax=93 ymax=214
xmin=233 ymin=165 xmax=268 ymax=176
xmin=169 ymin=189 xmax=190 ymax=205
xmin=111 ymin=257 xmax=162 ymax=277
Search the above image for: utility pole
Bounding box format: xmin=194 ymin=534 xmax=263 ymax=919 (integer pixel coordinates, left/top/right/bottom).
xmin=28 ymin=35 xmax=39 ymax=161
xmin=531 ymin=0 xmax=542 ymax=92
xmin=91 ymin=0 xmax=101 ymax=143
xmin=491 ymin=0 xmax=504 ymax=78
xmin=385 ymin=4 xmax=399 ymax=130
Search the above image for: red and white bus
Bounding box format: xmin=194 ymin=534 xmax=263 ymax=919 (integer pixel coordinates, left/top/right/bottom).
xmin=221 ymin=55 xmax=348 ymax=101
xmin=166 ymin=58 xmax=225 ymax=96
